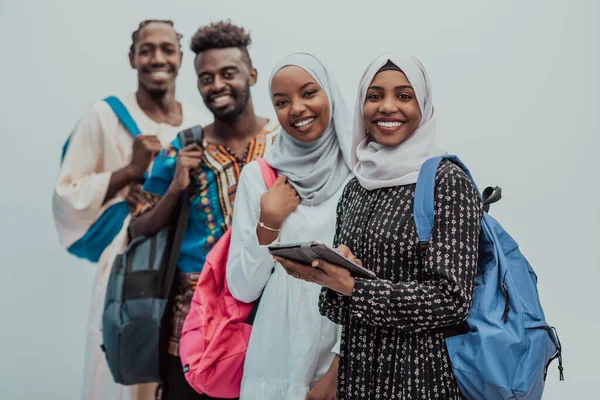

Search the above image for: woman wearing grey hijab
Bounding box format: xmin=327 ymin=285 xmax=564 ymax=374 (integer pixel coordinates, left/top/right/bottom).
xmin=278 ymin=53 xmax=483 ymax=399
xmin=226 ymin=53 xmax=352 ymax=400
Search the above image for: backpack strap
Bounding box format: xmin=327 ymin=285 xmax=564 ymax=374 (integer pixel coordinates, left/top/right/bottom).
xmin=413 ymin=156 xmax=502 ymax=340
xmin=246 ymin=158 xmax=278 ymax=326
xmin=60 ymin=97 xmax=146 ymax=260
xmin=178 ymin=125 xmax=204 ymax=147
xmin=256 ymin=158 xmax=278 ymax=188
xmin=158 ymin=125 xmax=205 ymax=383
xmin=413 ymin=155 xmax=478 ymax=244
xmin=164 ymin=126 xmax=204 ymax=291
xmin=61 ymin=96 xmax=141 ymax=162
xmin=61 ymin=138 xmax=71 ymax=162
xmin=413 ymin=155 xmax=479 ymax=340
xmin=104 ymin=96 xmax=142 ymax=136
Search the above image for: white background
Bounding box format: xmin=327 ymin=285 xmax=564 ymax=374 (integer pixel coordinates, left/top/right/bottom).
xmin=0 ymin=0 xmax=597 ymax=398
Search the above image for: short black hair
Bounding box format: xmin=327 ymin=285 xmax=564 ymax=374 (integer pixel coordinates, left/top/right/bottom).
xmin=130 ymin=19 xmax=183 ymax=54
xmin=190 ymin=20 xmax=252 ymax=68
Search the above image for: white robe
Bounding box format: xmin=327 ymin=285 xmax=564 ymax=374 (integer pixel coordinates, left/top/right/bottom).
xmin=226 ymin=161 xmax=346 ymax=400
xmin=52 ymin=93 xmax=208 ymax=400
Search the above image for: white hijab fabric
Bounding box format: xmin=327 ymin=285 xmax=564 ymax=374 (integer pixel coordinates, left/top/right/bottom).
xmin=265 ymin=53 xmax=352 ymax=205
xmin=352 ymin=53 xmax=445 ymax=190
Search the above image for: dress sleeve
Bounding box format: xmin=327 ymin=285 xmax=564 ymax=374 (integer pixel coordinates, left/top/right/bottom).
xmin=348 ymin=163 xmax=483 ymax=332
xmin=226 ymin=161 xmax=276 ymax=303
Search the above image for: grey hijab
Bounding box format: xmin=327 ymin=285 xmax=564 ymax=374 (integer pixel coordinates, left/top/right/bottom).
xmin=265 ymin=53 xmax=352 ymax=205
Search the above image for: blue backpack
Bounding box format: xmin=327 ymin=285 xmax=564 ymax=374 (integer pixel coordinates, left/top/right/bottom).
xmin=413 ymin=155 xmax=563 ymax=400
xmin=61 ymin=96 xmax=141 ymax=262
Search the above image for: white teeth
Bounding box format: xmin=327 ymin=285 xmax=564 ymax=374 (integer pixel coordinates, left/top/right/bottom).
xmin=212 ymin=94 xmax=232 ymax=106
xmin=294 ymin=118 xmax=315 ymax=128
xmin=151 ymin=71 xmax=169 ymax=78
xmin=376 ymin=121 xmax=403 ymax=128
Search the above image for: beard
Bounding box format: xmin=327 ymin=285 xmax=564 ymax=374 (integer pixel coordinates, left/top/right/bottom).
xmin=139 ymin=80 xmax=169 ymax=99
xmin=139 ymin=70 xmax=176 ymax=98
xmin=145 ymin=86 xmax=168 ymax=99
xmin=206 ymin=81 xmax=251 ymax=122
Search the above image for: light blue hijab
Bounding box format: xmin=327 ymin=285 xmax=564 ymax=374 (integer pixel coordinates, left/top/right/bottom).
xmin=265 ymin=53 xmax=352 ymax=205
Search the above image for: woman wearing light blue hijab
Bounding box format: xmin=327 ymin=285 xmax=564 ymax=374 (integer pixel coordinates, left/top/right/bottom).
xmin=226 ymin=53 xmax=352 ymax=400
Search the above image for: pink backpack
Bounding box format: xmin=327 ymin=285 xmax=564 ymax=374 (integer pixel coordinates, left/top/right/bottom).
xmin=179 ymin=159 xmax=277 ymax=398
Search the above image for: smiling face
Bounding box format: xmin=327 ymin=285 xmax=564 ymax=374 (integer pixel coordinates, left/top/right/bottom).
xmin=195 ymin=47 xmax=257 ymax=121
xmin=270 ymin=66 xmax=331 ymax=143
xmin=129 ymin=22 xmax=182 ymax=93
xmin=362 ymin=70 xmax=422 ymax=147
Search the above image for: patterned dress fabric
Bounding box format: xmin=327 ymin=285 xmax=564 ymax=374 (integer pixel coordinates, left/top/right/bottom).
xmin=320 ymin=161 xmax=483 ymax=400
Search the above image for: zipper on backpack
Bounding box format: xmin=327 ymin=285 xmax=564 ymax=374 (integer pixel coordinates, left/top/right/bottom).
xmin=502 ymin=281 xmax=509 ymax=323
xmin=542 ymin=326 xmax=564 ymax=381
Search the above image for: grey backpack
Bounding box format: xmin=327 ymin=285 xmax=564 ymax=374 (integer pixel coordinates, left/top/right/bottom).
xmin=101 ymin=126 xmax=202 ymax=385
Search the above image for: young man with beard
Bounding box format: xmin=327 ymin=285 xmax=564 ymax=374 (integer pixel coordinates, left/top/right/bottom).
xmin=52 ymin=20 xmax=208 ymax=400
xmin=130 ymin=21 xmax=279 ymax=400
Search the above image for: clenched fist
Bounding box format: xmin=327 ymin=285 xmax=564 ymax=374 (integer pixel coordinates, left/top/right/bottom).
xmin=259 ymin=175 xmax=300 ymax=230
xmin=168 ymin=143 xmax=204 ymax=193
xmin=128 ymin=135 xmax=162 ymax=179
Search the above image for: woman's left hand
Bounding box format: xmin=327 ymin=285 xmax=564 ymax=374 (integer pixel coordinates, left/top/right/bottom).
xmin=306 ymin=355 xmax=338 ymax=400
xmin=274 ymin=245 xmax=358 ymax=296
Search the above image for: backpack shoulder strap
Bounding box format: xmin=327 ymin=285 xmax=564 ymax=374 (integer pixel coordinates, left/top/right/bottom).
xmin=178 ymin=125 xmax=203 ymax=148
xmin=61 ymin=138 xmax=71 ymax=162
xmin=256 ymin=158 xmax=278 ymax=188
xmin=245 ymin=158 xmax=278 ymax=326
xmin=413 ymin=155 xmax=478 ymax=243
xmin=162 ymin=128 xmax=204 ymax=322
xmin=61 ymin=96 xmax=141 ymax=163
xmin=103 ymin=96 xmax=142 ymax=137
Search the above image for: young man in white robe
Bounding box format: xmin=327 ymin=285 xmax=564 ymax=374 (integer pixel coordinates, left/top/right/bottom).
xmin=52 ymin=20 xmax=208 ymax=400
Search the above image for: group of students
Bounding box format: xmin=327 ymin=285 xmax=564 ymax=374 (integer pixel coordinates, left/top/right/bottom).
xmin=53 ymin=19 xmax=483 ymax=400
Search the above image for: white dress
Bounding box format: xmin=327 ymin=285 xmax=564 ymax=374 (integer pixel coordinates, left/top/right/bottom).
xmin=52 ymin=93 xmax=208 ymax=400
xmin=226 ymin=161 xmax=347 ymax=400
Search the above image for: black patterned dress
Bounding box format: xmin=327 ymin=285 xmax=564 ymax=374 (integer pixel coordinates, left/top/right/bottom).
xmin=319 ymin=161 xmax=483 ymax=399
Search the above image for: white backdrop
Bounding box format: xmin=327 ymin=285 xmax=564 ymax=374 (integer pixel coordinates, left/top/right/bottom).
xmin=0 ymin=0 xmax=597 ymax=398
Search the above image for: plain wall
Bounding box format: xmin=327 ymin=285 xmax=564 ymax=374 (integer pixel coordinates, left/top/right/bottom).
xmin=0 ymin=0 xmax=597 ymax=398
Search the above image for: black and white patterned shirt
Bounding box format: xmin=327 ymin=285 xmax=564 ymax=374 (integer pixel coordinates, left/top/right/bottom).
xmin=320 ymin=161 xmax=483 ymax=399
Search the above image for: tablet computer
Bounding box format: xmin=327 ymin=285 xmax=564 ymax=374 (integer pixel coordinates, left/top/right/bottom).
xmin=267 ymin=241 xmax=376 ymax=280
